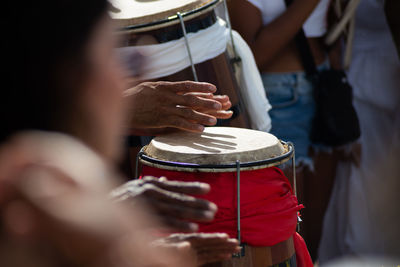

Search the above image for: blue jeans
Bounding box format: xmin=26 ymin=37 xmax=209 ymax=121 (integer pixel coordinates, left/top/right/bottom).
xmin=261 ymin=62 xmax=329 ymax=163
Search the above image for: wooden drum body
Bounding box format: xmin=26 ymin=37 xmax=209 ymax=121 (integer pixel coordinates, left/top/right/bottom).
xmin=139 ymin=127 xmax=300 ymax=266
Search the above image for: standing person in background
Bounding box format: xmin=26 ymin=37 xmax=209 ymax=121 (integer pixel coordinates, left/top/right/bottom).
xmin=385 ymin=0 xmax=400 ymax=58
xmin=229 ymin=0 xmax=337 ymax=260
xmin=319 ymin=0 xmax=400 ymax=262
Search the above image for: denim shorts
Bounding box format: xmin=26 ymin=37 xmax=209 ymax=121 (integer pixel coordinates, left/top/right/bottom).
xmin=261 ymin=62 xmax=329 ymax=163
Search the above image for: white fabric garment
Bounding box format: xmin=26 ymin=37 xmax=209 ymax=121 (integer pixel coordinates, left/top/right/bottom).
xmin=319 ymin=0 xmax=400 ymax=262
xmin=246 ymin=0 xmax=330 ymax=37
xmin=118 ymin=19 xmax=272 ymax=132
xmin=228 ymin=31 xmax=272 ymax=132
xmin=346 ymin=0 xmax=400 ymax=111
xmin=118 ymin=19 xmax=228 ymax=80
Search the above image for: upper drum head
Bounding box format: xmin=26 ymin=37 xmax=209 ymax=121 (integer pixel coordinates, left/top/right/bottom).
xmin=140 ymin=127 xmax=293 ymax=172
xmin=110 ymin=0 xmax=220 ymax=31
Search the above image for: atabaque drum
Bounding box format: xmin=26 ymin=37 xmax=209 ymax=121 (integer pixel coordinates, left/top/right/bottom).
xmin=110 ymin=0 xmax=250 ymax=128
xmin=139 ymin=127 xmax=306 ymax=266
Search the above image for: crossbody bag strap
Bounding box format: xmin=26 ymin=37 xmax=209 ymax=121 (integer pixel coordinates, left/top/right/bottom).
xmin=284 ymin=0 xmax=319 ymax=78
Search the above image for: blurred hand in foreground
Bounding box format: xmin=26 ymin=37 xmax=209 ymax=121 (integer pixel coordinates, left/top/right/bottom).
xmin=0 ymin=132 xmax=195 ymax=267
xmin=153 ymin=233 xmax=240 ymax=266
xmin=111 ymin=176 xmax=217 ymax=232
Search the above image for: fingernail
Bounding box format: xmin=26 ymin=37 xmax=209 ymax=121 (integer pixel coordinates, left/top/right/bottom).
xmin=217 ymin=233 xmax=229 ymax=238
xmin=203 ymin=211 xmax=215 ymax=219
xmin=200 ymin=183 xmax=210 ymax=193
xmin=209 ymin=117 xmax=217 ymax=124
xmin=214 ymin=103 xmax=222 ymax=109
xmin=189 ymin=223 xmax=199 ymax=232
xmin=228 ymin=238 xmax=239 ymax=243
xmin=196 ymin=125 xmax=205 ymax=131
xmin=209 ymin=202 xmax=218 ymax=211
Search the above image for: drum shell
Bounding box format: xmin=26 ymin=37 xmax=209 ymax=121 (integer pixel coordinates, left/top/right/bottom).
xmin=111 ymin=0 xmax=221 ymax=32
xmin=138 ymin=127 xmax=300 ymax=266
xmin=124 ymin=57 xmax=253 ymax=171
xmin=140 ymin=164 xmax=300 ymax=246
xmin=119 ymin=10 xmax=251 ymax=128
xmin=203 ymin=241 xmax=296 ymax=267
xmin=141 ymin=164 xmax=298 ymax=266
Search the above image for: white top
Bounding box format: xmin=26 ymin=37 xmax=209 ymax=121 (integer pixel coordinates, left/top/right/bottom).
xmin=347 ymin=0 xmax=400 ymax=111
xmin=247 ymin=0 xmax=330 ymax=37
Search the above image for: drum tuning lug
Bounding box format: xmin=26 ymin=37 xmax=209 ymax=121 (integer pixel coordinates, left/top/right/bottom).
xmin=232 ymin=243 xmax=246 ymax=258
xmin=297 ymin=215 xmax=302 ymax=232
xmin=297 ymin=215 xmax=302 ymax=223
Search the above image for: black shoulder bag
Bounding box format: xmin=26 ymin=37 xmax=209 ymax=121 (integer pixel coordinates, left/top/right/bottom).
xmin=285 ymin=0 xmax=361 ymax=147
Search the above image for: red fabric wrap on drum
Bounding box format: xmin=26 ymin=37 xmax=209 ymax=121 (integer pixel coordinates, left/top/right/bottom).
xmin=294 ymin=232 xmax=314 ymax=267
xmin=141 ymin=165 xmax=302 ymax=247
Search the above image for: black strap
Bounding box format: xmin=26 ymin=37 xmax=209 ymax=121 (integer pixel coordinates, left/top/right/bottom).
xmin=284 ymin=0 xmax=318 ymax=78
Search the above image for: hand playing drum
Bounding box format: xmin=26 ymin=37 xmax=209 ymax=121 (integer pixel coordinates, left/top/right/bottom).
xmin=111 ymin=176 xmax=218 ymax=232
xmin=0 ymin=133 xmax=201 ymax=267
xmin=112 ymin=0 xmax=251 ymax=129
xmin=153 ymin=233 xmax=240 ymax=266
xmin=124 ymin=81 xmax=233 ymax=135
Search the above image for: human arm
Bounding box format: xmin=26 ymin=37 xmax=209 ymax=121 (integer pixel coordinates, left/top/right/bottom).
xmin=229 ymin=0 xmax=320 ymax=68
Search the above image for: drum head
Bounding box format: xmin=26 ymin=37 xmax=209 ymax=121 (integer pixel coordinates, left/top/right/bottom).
xmin=110 ymin=0 xmax=218 ymax=30
xmin=141 ymin=127 xmax=293 ymax=172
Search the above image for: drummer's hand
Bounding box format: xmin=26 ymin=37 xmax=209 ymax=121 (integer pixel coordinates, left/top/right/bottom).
xmin=111 ymin=176 xmax=217 ymax=232
xmin=3 ymin=170 xmax=192 ymax=267
xmin=124 ymin=81 xmax=233 ymax=134
xmin=153 ymin=233 xmax=240 ymax=266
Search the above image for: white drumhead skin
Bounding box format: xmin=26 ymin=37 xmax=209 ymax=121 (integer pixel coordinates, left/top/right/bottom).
xmin=110 ymin=0 xmax=214 ymax=28
xmin=144 ymin=127 xmax=286 ymax=165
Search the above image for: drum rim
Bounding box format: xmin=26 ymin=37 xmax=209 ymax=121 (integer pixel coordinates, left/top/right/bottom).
xmin=139 ymin=141 xmax=294 ymax=171
xmin=116 ymin=0 xmax=221 ymax=32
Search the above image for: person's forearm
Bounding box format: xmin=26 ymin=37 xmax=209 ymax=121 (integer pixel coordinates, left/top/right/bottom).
xmin=327 ymin=39 xmax=343 ymax=70
xmin=326 ymin=0 xmax=343 ymax=70
xmin=385 ymin=0 xmax=400 ymax=59
xmin=250 ymin=0 xmax=320 ymax=67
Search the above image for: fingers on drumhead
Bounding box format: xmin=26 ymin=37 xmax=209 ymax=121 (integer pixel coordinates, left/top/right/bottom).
xmin=177 ymin=110 xmax=217 ymax=126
